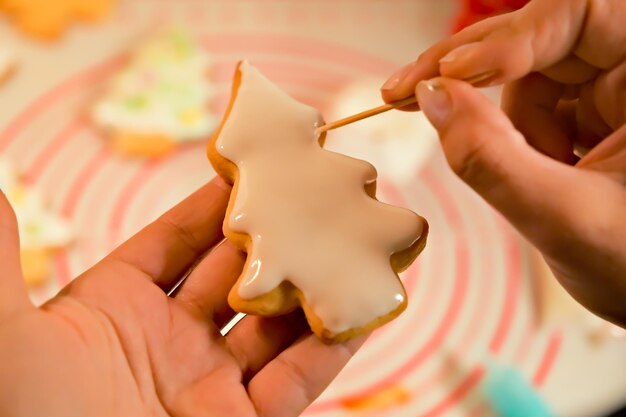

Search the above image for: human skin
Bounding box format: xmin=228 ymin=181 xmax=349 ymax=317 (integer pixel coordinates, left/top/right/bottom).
xmin=0 ymin=178 xmax=364 ymax=417
xmin=381 ymin=0 xmax=626 ymax=327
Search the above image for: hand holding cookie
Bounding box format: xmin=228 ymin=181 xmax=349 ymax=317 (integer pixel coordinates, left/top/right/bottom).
xmin=0 ymin=178 xmax=364 ymax=417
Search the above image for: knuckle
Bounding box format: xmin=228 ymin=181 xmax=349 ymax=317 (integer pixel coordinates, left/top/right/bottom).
xmin=453 ymin=139 xmax=490 ymax=184
xmin=444 ymin=122 xmax=505 ymax=188
xmin=158 ymin=215 xmax=203 ymax=255
xmin=276 ymin=355 xmax=314 ymax=405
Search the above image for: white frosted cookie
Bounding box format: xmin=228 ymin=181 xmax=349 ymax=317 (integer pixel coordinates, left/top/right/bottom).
xmin=208 ymin=61 xmax=428 ymax=343
xmin=0 ymin=160 xmax=73 ymax=287
xmin=93 ymin=27 xmax=216 ymax=157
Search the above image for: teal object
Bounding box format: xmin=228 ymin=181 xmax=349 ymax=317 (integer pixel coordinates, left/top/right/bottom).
xmin=482 ymin=359 xmax=556 ymax=417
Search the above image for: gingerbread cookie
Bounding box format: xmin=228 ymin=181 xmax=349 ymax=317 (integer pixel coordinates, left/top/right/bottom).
xmin=93 ymin=27 xmax=216 ymax=158
xmin=208 ymin=61 xmax=428 ymax=343
xmin=0 ymin=0 xmax=114 ymax=39
xmin=0 ymin=160 xmax=73 ymax=287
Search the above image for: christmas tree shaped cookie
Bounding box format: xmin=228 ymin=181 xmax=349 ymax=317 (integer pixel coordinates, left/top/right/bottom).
xmin=93 ymin=27 xmax=216 ymax=157
xmin=208 ymin=61 xmax=428 ymax=343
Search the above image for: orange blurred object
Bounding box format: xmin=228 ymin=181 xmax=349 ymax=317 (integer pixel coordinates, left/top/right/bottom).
xmin=0 ymin=0 xmax=114 ymax=39
xmin=342 ymin=385 xmax=411 ymax=411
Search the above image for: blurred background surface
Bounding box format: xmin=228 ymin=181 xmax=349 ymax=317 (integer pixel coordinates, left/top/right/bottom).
xmin=0 ymin=1 xmax=625 ymax=416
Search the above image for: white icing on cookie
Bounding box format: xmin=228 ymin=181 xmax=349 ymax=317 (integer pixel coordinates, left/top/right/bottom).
xmin=93 ymin=27 xmax=215 ymax=141
xmin=0 ymin=161 xmax=73 ymax=249
xmin=215 ymin=62 xmax=425 ymax=335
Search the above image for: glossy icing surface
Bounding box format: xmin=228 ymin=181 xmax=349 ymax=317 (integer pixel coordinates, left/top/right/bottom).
xmin=215 ymin=62 xmax=425 ymax=334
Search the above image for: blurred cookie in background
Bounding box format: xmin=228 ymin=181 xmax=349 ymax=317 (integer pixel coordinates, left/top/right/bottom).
xmin=0 ymin=44 xmax=16 ymax=84
xmin=0 ymin=160 xmax=73 ymax=287
xmin=0 ymin=0 xmax=114 ymax=40
xmin=92 ymin=27 xmax=216 ymax=158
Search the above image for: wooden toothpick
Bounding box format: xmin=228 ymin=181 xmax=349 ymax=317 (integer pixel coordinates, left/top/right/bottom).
xmin=315 ymin=71 xmax=496 ymax=137
xmin=316 ymin=96 xmax=417 ymax=137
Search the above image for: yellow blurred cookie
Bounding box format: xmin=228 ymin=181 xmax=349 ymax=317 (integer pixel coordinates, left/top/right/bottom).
xmin=0 ymin=160 xmax=73 ymax=287
xmin=1 ymin=0 xmax=114 ymax=39
xmin=20 ymin=247 xmax=52 ymax=287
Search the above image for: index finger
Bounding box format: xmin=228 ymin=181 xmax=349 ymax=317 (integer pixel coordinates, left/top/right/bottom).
xmin=248 ymin=333 xmax=367 ymax=417
xmin=97 ymin=176 xmax=231 ymax=290
xmin=382 ymin=0 xmax=625 ymax=103
xmin=381 ymin=13 xmax=511 ymax=103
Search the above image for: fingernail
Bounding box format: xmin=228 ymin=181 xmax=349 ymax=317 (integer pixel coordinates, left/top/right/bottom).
xmin=440 ymin=43 xmax=498 ymax=86
xmin=416 ymin=79 xmax=452 ymax=129
xmin=381 ymin=61 xmax=416 ymax=91
xmin=439 ymin=42 xmax=481 ymax=65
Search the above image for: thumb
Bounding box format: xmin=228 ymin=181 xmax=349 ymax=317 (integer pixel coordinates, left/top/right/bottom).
xmin=417 ymin=78 xmax=626 ymax=324
xmin=0 ymin=191 xmax=32 ymax=319
xmin=415 ymin=78 xmax=594 ymax=260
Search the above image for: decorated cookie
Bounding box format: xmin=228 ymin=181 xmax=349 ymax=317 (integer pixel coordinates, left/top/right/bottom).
xmin=0 ymin=0 xmax=114 ymax=39
xmin=327 ymin=79 xmax=438 ymax=184
xmin=93 ymin=27 xmax=216 ymax=157
xmin=208 ymin=61 xmax=428 ymax=343
xmin=0 ymin=160 xmax=73 ymax=287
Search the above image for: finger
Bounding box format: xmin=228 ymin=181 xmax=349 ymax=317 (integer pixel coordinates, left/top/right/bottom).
xmin=438 ymin=0 xmax=591 ymax=84
xmin=501 ymin=72 xmax=577 ymax=163
xmin=416 ymin=77 xmax=579 ymax=255
xmin=501 ymin=73 xmax=609 ymax=159
xmin=99 ymin=177 xmax=231 ymax=290
xmin=174 ymin=239 xmax=245 ymax=327
xmin=0 ymin=191 xmax=32 ymax=318
xmin=381 ymin=13 xmax=511 ymax=103
xmin=578 ymin=123 xmax=626 ymax=181
xmin=593 ymin=60 xmax=626 ymax=130
xmin=551 ymin=99 xmax=602 ymax=155
xmin=416 ymin=77 xmax=626 ymax=321
xmin=383 ymin=0 xmax=626 ymax=105
xmin=575 ymin=81 xmax=613 ymax=149
xmin=248 ymin=334 xmax=366 ymax=417
xmin=540 ymin=55 xmax=599 ymax=84
xmin=225 ymin=310 xmax=309 ymax=382
xmin=575 ymin=0 xmax=626 ymax=69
